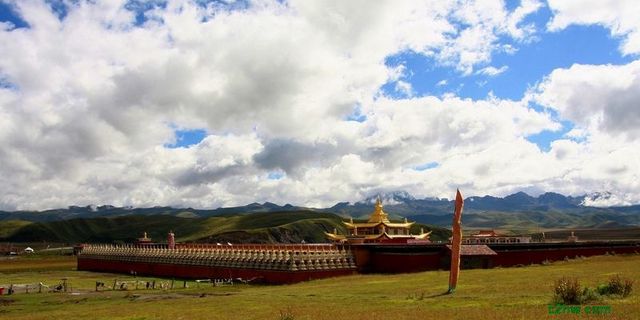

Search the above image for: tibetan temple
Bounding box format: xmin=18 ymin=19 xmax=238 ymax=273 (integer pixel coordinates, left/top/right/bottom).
xmin=325 ymin=198 xmax=430 ymax=243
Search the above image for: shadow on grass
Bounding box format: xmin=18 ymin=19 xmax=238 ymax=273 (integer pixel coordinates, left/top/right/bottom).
xmin=425 ymin=291 xmax=450 ymax=298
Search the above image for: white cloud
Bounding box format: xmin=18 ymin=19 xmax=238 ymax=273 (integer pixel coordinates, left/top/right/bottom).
xmin=535 ymin=60 xmax=640 ymax=139
xmin=0 ymin=0 xmax=638 ymax=210
xmin=533 ymin=60 xmax=640 ymax=205
xmin=394 ymin=80 xmax=413 ymax=97
xmin=435 ymin=0 xmax=542 ymax=74
xmin=547 ymin=0 xmax=640 ymax=55
xmin=476 ymin=65 xmax=508 ymax=76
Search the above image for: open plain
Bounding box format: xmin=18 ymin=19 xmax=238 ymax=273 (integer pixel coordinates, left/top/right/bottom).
xmin=0 ymin=254 xmax=638 ymax=319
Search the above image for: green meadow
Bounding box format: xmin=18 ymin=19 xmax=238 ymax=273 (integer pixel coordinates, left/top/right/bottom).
xmin=0 ymin=254 xmax=638 ymax=319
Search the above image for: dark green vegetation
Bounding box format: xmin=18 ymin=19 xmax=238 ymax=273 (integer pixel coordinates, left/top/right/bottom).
xmin=0 ymin=211 xmax=450 ymax=244
xmin=0 ymin=202 xmax=308 ymax=222
xmin=410 ymin=211 xmax=640 ymax=230
xmin=1 ymin=254 xmax=639 ymax=319
xmin=553 ymin=274 xmax=634 ymax=305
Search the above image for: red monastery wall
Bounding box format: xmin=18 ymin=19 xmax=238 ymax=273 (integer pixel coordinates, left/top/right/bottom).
xmin=490 ymin=242 xmax=640 ymax=267
xmin=77 ymin=244 xmax=357 ymax=284
xmin=77 ymin=241 xmax=640 ymax=283
xmin=77 ymin=258 xmax=354 ymax=284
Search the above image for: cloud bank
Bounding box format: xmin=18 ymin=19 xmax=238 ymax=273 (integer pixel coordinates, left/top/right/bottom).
xmin=0 ymin=0 xmax=639 ymax=209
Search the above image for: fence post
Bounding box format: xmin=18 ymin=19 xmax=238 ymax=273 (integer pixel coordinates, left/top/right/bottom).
xmin=112 ymin=279 xmax=118 ymax=290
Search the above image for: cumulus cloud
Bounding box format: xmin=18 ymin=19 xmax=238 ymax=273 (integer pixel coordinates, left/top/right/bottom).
xmin=436 ymin=0 xmax=542 ymax=74
xmin=535 ymin=60 xmax=640 ymax=139
xmin=533 ymin=60 xmax=640 ymax=205
xmin=0 ymin=0 xmax=638 ymax=210
xmin=547 ymin=0 xmax=640 ymax=55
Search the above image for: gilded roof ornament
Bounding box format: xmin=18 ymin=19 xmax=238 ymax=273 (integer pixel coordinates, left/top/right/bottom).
xmin=368 ymin=197 xmax=390 ymax=223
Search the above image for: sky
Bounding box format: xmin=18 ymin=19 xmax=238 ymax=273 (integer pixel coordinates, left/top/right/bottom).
xmin=1 ymin=0 xmax=639 ymax=210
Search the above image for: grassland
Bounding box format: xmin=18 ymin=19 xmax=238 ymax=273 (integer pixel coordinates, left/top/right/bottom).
xmin=1 ymin=254 xmax=638 ymax=319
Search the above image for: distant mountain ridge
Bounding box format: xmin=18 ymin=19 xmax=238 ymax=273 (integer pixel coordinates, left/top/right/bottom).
xmin=1 ymin=191 xmax=639 ymax=230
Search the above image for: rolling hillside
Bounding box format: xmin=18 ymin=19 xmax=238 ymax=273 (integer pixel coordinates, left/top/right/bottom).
xmin=0 ymin=211 xmax=451 ymax=244
xmin=408 ymin=210 xmax=640 ymax=231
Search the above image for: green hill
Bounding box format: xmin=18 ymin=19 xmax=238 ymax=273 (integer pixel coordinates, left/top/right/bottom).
xmin=408 ymin=210 xmax=640 ymax=231
xmin=0 ymin=211 xmax=450 ymax=244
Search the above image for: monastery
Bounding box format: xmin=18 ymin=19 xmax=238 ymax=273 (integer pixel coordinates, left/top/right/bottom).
xmin=77 ymin=200 xmax=640 ymax=284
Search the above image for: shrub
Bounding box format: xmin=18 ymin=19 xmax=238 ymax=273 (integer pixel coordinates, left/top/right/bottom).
xmin=601 ymin=274 xmax=633 ymax=297
xmin=596 ymin=283 xmax=610 ymax=296
xmin=581 ymin=287 xmax=601 ymax=303
xmin=554 ymin=277 xmax=582 ymax=304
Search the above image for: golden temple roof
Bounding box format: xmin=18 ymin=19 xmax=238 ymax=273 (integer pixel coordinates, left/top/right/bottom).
xmin=324 ymin=198 xmax=431 ymax=243
xmin=324 ymin=231 xmax=431 ymax=241
xmin=324 ymin=232 xmax=347 ymax=241
xmin=343 ymin=221 xmax=414 ymax=228
xmin=343 ymin=199 xmax=413 ymax=229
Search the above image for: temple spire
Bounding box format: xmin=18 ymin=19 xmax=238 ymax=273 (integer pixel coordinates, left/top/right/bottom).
xmin=368 ymin=197 xmax=390 ymax=223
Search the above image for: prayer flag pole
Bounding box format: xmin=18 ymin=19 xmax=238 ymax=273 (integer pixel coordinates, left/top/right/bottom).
xmin=448 ymin=189 xmax=464 ymax=294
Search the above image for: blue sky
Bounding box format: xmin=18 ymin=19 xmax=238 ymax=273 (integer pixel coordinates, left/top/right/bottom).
xmin=1 ymin=0 xmax=639 ymax=209
xmin=380 ymin=5 xmax=634 ymax=152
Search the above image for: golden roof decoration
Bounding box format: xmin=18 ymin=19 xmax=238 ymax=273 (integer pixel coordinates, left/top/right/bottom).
xmin=367 ymin=197 xmax=390 ymax=223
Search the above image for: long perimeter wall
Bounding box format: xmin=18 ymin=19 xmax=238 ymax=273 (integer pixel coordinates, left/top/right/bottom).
xmin=78 ymin=241 xmax=640 ymax=284
xmin=357 ymin=241 xmax=640 ymax=273
xmin=78 ymin=244 xmax=356 ymax=284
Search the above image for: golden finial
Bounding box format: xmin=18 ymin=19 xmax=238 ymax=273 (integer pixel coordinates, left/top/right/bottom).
xmin=375 ymin=197 xmax=383 ymax=210
xmin=368 ymin=196 xmax=390 ymax=223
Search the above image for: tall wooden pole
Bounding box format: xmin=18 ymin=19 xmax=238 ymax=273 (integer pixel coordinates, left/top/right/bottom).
xmin=448 ymin=189 xmax=464 ymax=294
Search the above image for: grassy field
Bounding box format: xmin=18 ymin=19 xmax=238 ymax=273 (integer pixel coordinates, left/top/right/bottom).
xmin=0 ymin=254 xmax=638 ymax=319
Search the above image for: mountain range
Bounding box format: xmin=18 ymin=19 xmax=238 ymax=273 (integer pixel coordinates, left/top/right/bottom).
xmin=1 ymin=191 xmax=639 ymax=244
